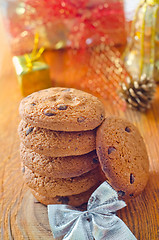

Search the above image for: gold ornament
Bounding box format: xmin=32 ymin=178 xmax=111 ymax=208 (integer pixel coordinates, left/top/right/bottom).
xmin=119 ymin=74 xmax=156 ymax=112
xmin=123 ymin=0 xmax=159 ymax=82
xmin=147 ymin=0 xmax=159 ymax=5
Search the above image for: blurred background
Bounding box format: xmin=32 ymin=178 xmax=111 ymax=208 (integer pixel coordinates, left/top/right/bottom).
xmin=1 ymin=0 xmax=157 ymax=112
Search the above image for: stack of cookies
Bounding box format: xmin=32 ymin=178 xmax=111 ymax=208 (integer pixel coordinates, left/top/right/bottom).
xmin=18 ymin=87 xmax=105 ymax=206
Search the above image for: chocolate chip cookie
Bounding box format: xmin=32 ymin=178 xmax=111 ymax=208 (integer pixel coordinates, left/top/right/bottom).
xmin=24 ymin=166 xmax=105 ymax=197
xmin=21 ymin=144 xmax=99 ymax=178
xmin=96 ymin=116 xmax=149 ymax=199
xmin=31 ymin=183 xmax=101 ymax=206
xmin=19 ymin=87 xmax=105 ymax=131
xmin=18 ymin=120 xmax=96 ymax=157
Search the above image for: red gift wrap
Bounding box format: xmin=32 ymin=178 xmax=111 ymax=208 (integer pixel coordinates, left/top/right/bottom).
xmin=2 ymin=0 xmax=126 ymax=54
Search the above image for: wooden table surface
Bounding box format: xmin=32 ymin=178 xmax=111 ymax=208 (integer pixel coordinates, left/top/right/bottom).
xmin=1 ymin=16 xmax=159 ymax=240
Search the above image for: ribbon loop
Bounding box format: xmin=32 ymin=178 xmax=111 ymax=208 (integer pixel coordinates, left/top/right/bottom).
xmin=87 ymin=181 xmax=125 ymax=211
xmin=48 ymin=205 xmax=81 ymax=238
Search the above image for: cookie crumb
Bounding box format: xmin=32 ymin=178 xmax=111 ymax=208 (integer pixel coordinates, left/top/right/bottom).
xmin=43 ymin=109 xmax=56 ymax=116
xmin=57 ymin=104 xmax=68 ymax=110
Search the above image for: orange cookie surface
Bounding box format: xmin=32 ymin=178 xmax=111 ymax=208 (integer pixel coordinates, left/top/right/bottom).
xmin=21 ymin=144 xmax=99 ymax=178
xmin=19 ymin=87 xmax=105 ymax=131
xmin=31 ymin=184 xmax=100 ymax=207
xmin=18 ymin=120 xmax=96 ymax=157
xmin=24 ymin=166 xmax=105 ymax=197
xmin=96 ymin=116 xmax=149 ymax=199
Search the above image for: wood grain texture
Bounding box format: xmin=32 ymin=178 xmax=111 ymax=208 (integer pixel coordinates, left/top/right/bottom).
xmin=0 ymin=16 xmax=159 ymax=240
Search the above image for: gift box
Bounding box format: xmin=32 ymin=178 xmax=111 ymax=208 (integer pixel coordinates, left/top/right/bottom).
xmin=13 ymin=54 xmax=52 ymax=96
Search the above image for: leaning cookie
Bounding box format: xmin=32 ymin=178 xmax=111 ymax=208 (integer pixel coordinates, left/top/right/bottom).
xmin=96 ymin=116 xmax=149 ymax=199
xmin=21 ymin=144 xmax=99 ymax=178
xmin=19 ymin=87 xmax=105 ymax=131
xmin=24 ymin=166 xmax=105 ymax=197
xmin=31 ymin=184 xmax=101 ymax=206
xmin=18 ymin=120 xmax=96 ymax=157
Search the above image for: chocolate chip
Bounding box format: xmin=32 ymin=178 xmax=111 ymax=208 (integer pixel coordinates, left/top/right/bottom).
xmin=31 ymin=102 xmax=36 ymax=106
xmin=58 ymin=196 xmax=69 ymax=204
xmin=129 ymin=193 xmax=134 ymax=197
xmin=100 ymin=114 xmax=104 ymax=121
xmin=108 ymin=147 xmax=116 ymax=155
xmin=43 ymin=109 xmax=56 ymax=116
xmin=26 ymin=127 xmax=34 ymax=136
xmin=93 ymin=157 xmax=99 ymax=164
xmin=44 ymin=112 xmax=56 ymax=116
xmin=130 ymin=173 xmax=135 ymax=184
xmin=118 ymin=190 xmax=125 ymax=197
xmin=57 ymin=104 xmax=68 ymax=110
xmin=77 ymin=116 xmax=85 ymax=123
xmin=125 ymin=126 xmax=131 ymax=132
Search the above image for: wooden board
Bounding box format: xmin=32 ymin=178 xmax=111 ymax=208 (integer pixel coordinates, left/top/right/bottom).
xmin=1 ymin=16 xmax=159 ymax=240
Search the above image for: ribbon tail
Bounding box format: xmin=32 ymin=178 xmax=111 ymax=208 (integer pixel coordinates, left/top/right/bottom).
xmin=92 ymin=213 xmax=137 ymax=240
xmin=63 ymin=214 xmax=94 ymax=240
xmin=48 ymin=205 xmax=82 ymax=238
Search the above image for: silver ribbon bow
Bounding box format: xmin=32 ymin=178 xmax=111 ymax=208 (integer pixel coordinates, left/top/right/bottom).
xmin=48 ymin=181 xmax=137 ymax=240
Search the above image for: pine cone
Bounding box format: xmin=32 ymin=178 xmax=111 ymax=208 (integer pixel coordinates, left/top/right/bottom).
xmin=119 ymin=74 xmax=156 ymax=112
